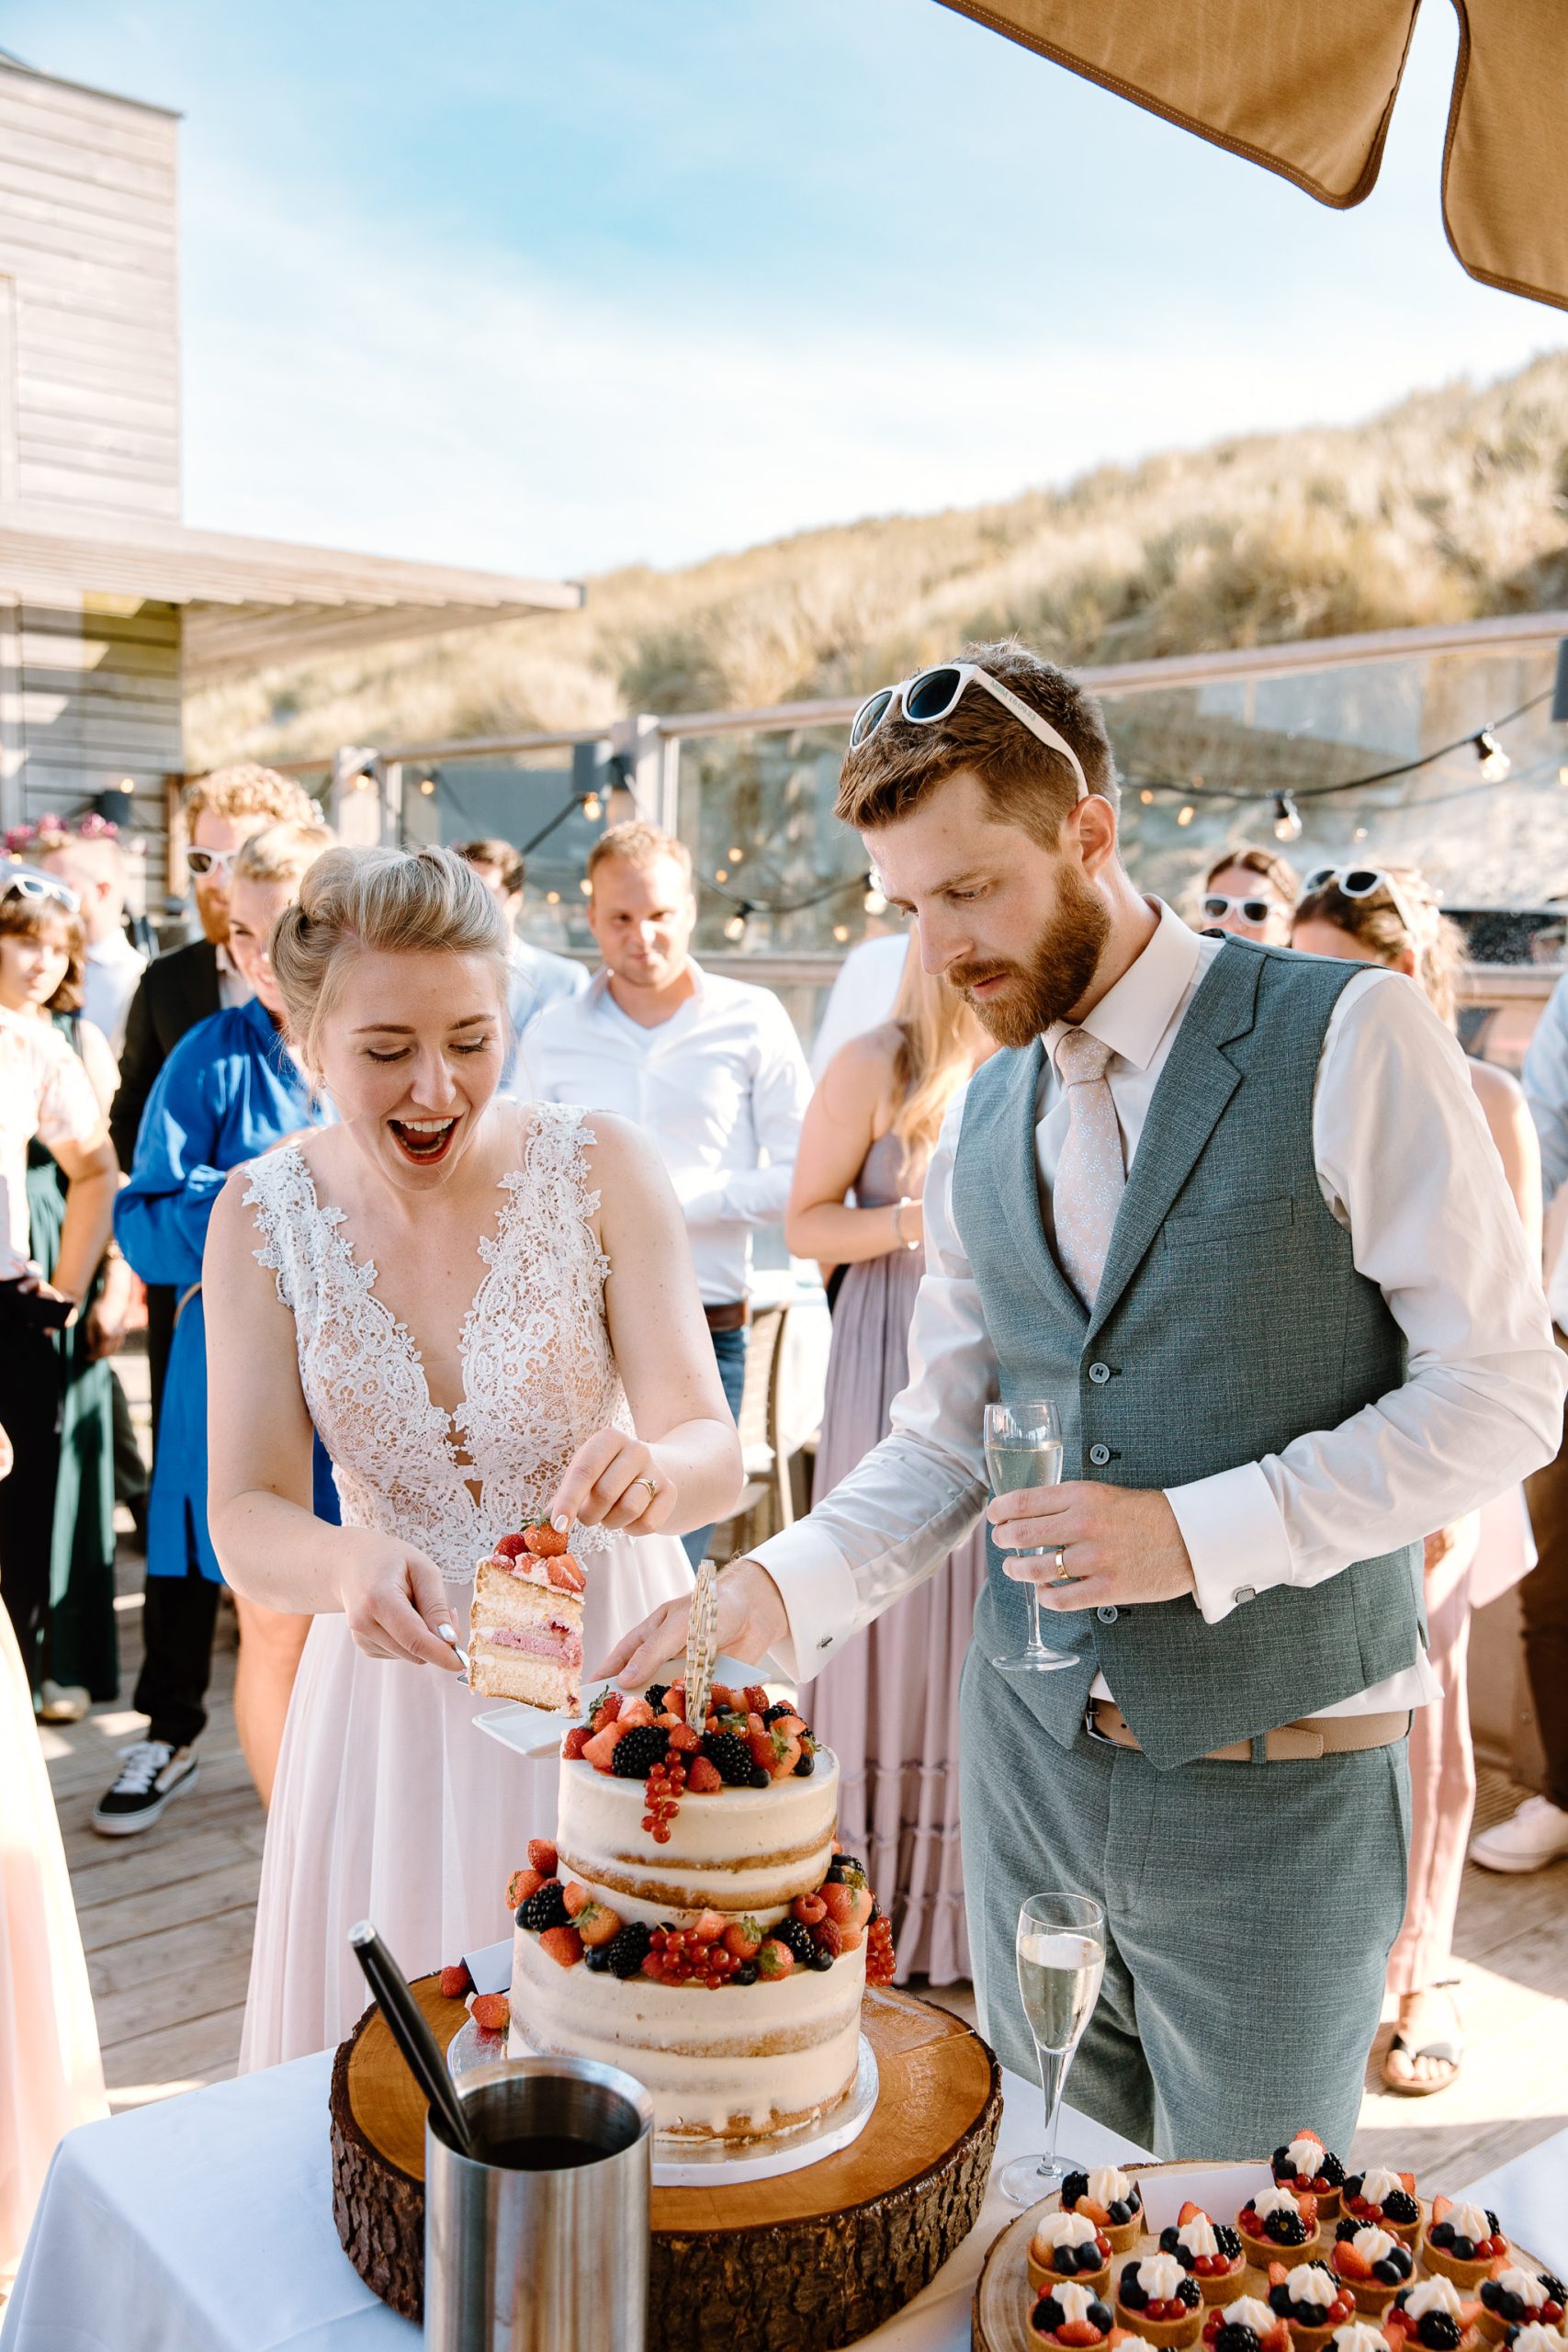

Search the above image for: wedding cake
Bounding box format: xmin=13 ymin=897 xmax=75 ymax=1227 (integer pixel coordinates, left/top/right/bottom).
xmin=506 ymin=1676 xmax=895 ymax=2143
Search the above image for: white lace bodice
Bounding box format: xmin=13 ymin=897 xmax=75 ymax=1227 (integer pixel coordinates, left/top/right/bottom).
xmin=243 ymin=1103 xmax=633 ymax=1583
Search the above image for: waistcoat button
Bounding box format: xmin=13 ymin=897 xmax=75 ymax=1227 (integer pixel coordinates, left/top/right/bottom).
xmin=1097 ymin=1604 xmax=1119 ymax=1624
xmin=1088 ymin=1442 xmax=1111 ymax=1466
xmin=1088 ymin=1362 xmax=1111 ymax=1385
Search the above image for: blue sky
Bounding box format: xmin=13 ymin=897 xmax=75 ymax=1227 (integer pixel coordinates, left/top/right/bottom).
xmin=12 ymin=0 xmax=1566 ymax=580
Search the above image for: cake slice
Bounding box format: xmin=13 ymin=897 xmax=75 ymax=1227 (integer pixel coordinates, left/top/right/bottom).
xmin=468 ymin=1526 xmax=585 ymax=1711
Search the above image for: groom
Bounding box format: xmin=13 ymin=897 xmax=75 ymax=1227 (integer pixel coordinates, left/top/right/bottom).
xmin=604 ymin=642 xmax=1564 ymax=2158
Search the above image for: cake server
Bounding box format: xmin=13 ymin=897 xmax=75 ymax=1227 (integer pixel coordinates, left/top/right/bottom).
xmin=437 ymin=1622 xmax=471 ymax=1682
xmin=347 ymin=1918 xmax=478 ymax=2157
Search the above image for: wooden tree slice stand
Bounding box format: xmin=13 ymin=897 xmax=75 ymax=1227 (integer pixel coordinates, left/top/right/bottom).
xmin=331 ymin=1973 xmax=1003 ymax=2346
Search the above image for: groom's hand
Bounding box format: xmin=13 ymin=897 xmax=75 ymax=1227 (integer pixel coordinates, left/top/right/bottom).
xmin=987 ymin=1480 xmax=1197 ymax=1609
xmin=595 ymin=1559 xmax=791 ymax=1690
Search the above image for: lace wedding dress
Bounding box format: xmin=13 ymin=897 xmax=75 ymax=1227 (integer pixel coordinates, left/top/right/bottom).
xmin=237 ymin=1103 xmax=694 ymax=2070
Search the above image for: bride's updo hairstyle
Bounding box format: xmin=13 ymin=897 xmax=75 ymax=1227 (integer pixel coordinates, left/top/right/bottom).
xmin=271 ymin=843 xmax=511 ymax=1071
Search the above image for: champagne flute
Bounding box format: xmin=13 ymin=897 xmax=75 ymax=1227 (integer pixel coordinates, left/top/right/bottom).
xmin=986 ymin=1398 xmax=1076 ymax=1674
xmin=998 ymin=1890 xmax=1106 ymax=2205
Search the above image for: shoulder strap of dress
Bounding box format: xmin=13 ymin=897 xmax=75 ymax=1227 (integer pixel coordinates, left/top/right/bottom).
xmin=242 ymin=1144 xmax=318 ymax=1312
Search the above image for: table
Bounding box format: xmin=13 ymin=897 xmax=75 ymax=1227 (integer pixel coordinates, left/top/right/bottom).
xmin=0 ymin=2049 xmax=1141 ymax=2350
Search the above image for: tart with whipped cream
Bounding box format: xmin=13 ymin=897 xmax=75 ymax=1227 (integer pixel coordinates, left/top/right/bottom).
xmin=1329 ymin=2324 xmax=1395 ymax=2352
xmin=1201 ymin=2294 xmax=1292 ymax=2352
xmin=1027 ymin=2279 xmax=1117 ymax=2350
xmin=1343 ymin=2172 xmax=1422 ymax=2248
xmin=1240 ymin=2185 xmax=1323 ymax=2271
xmin=1503 ymin=2327 xmax=1568 ymax=2352
xmin=1028 ymin=2209 xmax=1113 ymax=2298
xmin=1115 ymin=2252 xmax=1204 ymax=2348
xmin=1062 ymin=2165 xmax=1145 ymax=2255
xmin=1334 ymin=2224 xmax=1416 ymax=2316
xmin=1388 ymin=2274 xmax=1483 ymax=2352
xmin=1422 ymin=2200 xmax=1508 ymax=2290
xmin=1268 ymin=2260 xmax=1359 ymax=2351
xmin=1274 ymin=2132 xmax=1348 ymax=2222
xmin=1158 ymin=2203 xmax=1246 ymax=2304
xmin=1477 ymin=2272 xmax=1565 ymax=2346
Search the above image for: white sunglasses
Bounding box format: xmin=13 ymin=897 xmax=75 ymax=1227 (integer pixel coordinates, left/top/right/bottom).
xmin=1301 ymin=864 xmax=1427 ymax=944
xmin=186 ymin=845 xmax=237 ymax=877
xmin=2 ymin=864 xmax=79 ymax=915
xmin=850 ymin=663 xmax=1089 ymax=800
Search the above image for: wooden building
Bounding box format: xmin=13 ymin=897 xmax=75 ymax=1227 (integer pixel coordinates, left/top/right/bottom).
xmin=0 ymin=49 xmax=581 ymax=889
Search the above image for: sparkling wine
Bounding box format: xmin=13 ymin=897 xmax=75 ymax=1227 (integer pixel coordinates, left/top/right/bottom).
xmin=985 ymin=1439 xmax=1065 ymax=1498
xmin=1017 ymin=1929 xmax=1105 ymax=2055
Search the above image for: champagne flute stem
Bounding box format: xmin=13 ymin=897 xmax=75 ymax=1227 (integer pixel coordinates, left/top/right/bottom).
xmin=1039 ymin=2042 xmax=1068 ymax=2176
xmin=1024 ymin=1577 xmax=1046 ymax=1658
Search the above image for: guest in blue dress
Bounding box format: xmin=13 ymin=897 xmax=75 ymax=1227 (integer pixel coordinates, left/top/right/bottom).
xmin=110 ymin=820 xmax=337 ymax=1821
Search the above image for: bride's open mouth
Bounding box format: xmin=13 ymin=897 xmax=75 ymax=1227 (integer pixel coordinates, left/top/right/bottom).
xmin=389 ymin=1115 xmax=459 ymax=1165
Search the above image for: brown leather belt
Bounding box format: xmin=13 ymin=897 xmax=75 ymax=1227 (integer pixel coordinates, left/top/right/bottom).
xmin=704 ymin=1299 xmax=750 ymax=1333
xmin=1088 ymin=1698 xmax=1412 ymax=1763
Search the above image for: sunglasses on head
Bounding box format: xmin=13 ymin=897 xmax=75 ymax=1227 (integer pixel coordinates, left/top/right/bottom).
xmin=850 ymin=663 xmax=1090 ymax=800
xmin=1 ymin=865 xmax=79 ymax=915
xmin=1300 ymin=865 xmax=1424 ymax=942
xmin=185 ymin=846 xmax=236 ymax=877
xmin=1202 ymin=893 xmax=1276 ymax=925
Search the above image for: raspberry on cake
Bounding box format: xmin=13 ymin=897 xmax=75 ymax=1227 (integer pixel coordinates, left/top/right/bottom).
xmin=1274 ymin=2132 xmax=1348 ymax=2221
xmin=1027 ymin=2279 xmax=1117 ymax=2350
xmin=1343 ymin=2172 xmax=1421 ymax=2246
xmin=1478 ymin=2273 xmax=1565 ymax=2346
xmin=1333 ymin=2224 xmax=1415 ymax=2317
xmin=1061 ymin=2165 xmax=1145 ymax=2254
xmin=468 ymin=1524 xmax=586 ymax=1710
xmin=1115 ymin=2252 xmax=1203 ymax=2349
xmin=1240 ymin=2185 xmax=1322 ymax=2269
xmin=1422 ymin=2201 xmax=1508 ymax=2291
xmin=1269 ymin=2259 xmax=1358 ymax=2352
xmin=1201 ymin=2292 xmax=1292 ymax=2352
xmin=1028 ymin=2209 xmax=1112 ymax=2297
xmin=1388 ymin=2275 xmax=1483 ymax=2352
xmin=1159 ymin=2203 xmax=1246 ymax=2304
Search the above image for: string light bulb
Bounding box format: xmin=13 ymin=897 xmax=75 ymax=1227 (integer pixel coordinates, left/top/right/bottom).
xmin=715 ymin=866 xmax=728 ymax=883
xmin=863 ymin=876 xmax=887 ymax=915
xmin=1273 ymin=791 xmax=1303 ymax=843
xmin=1177 ymin=804 xmax=1195 ymax=828
xmin=581 ymin=792 xmax=603 ymax=821
xmin=1352 ymin=823 xmax=1369 ymax=842
xmin=1475 ymin=729 xmax=1511 ymax=782
xmin=352 ymin=771 xmax=372 ymax=792
xmin=546 ymin=889 xmax=560 ymax=904
xmin=728 ymin=845 xmax=742 ymax=861
xmin=723 ymin=902 xmax=751 ymax=943
xmin=832 ymin=924 xmax=850 ymax=943
xmin=1559 ymin=764 xmax=1568 ymax=789
xmin=418 ymin=776 xmax=435 ymax=797
xmin=1139 ymin=789 xmax=1155 ymax=806
xmin=578 ymin=876 xmax=592 ymax=897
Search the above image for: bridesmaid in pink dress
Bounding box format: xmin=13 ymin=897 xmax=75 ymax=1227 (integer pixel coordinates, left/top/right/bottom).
xmin=786 ymin=940 xmax=990 ymax=1983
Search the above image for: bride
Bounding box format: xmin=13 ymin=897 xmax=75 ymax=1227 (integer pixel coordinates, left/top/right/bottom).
xmin=203 ymin=844 xmax=741 ymax=2067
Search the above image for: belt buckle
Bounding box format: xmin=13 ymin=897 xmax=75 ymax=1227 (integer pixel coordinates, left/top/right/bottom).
xmin=1084 ymin=1702 xmax=1118 ymax=1747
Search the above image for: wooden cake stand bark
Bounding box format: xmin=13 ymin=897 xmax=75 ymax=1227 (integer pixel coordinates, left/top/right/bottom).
xmin=331 ymin=1974 xmax=1003 ymax=2346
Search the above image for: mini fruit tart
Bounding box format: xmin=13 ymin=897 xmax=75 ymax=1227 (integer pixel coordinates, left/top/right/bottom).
xmin=1159 ymin=2204 xmax=1247 ymax=2305
xmin=1504 ymin=2329 xmax=1568 ymax=2352
xmin=1029 ymin=2209 xmax=1114 ymax=2298
xmin=1201 ymin=2293 xmax=1292 ymax=2352
xmin=1388 ymin=2274 xmax=1484 ymax=2352
xmin=1274 ymin=2133 xmax=1348 ymax=2223
xmin=1423 ymin=2201 xmax=1508 ymax=2291
xmin=1269 ymin=2259 xmax=1359 ymax=2352
xmin=1115 ymin=2253 xmax=1204 ymax=2349
xmin=1063 ymin=2166 xmax=1145 ymax=2256
xmin=1240 ymin=2185 xmax=1323 ymax=2270
xmin=1477 ymin=2272 xmax=1566 ymax=2346
xmin=1343 ymin=2173 xmax=1422 ymax=2248
xmin=1329 ymin=2324 xmax=1396 ymax=2352
xmin=1334 ymin=2224 xmax=1416 ymax=2317
xmin=1027 ymin=2280 xmax=1118 ymax=2350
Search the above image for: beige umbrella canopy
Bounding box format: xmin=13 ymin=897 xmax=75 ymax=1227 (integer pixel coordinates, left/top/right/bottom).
xmin=936 ymin=0 xmax=1568 ymax=311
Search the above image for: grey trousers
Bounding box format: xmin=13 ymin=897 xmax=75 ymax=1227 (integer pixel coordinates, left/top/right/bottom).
xmin=959 ymin=1648 xmax=1411 ymax=2159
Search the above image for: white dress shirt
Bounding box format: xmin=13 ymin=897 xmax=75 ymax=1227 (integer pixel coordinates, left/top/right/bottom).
xmin=528 ymin=960 xmax=814 ymax=1304
xmin=0 ymin=1007 xmax=105 ymax=1279
xmin=215 ymin=941 xmax=251 ymax=1012
xmin=82 ymin=930 xmax=147 ymax=1060
xmin=754 ymin=900 xmax=1566 ymax=1719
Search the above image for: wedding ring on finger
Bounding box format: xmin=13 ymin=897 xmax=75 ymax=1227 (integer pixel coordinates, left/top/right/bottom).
xmin=632 ymin=1475 xmax=659 ymax=1506
xmin=1052 ymin=1546 xmax=1069 ymax=1580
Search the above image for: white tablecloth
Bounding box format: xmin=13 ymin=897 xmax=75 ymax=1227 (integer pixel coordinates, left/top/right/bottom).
xmin=0 ymin=2052 xmax=1143 ymax=2351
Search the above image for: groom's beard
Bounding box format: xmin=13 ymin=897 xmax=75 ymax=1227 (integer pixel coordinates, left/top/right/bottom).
xmin=948 ymin=864 xmax=1111 ymax=1049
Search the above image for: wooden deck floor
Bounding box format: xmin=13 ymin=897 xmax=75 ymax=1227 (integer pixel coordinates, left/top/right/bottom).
xmin=41 ymin=1544 xmax=1568 ymax=2177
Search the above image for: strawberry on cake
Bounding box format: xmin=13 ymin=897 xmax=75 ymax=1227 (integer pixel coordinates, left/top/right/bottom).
xmin=1388 ymin=2275 xmax=1483 ymax=2352
xmin=468 ymin=1522 xmax=585 ymax=1710
xmin=1333 ymin=2224 xmax=1415 ymax=2317
xmin=1115 ymin=2252 xmax=1203 ymax=2348
xmin=1240 ymin=2186 xmax=1322 ymax=2269
xmin=1422 ymin=2202 xmax=1508 ymax=2291
xmin=1201 ymin=2293 xmax=1292 ymax=2352
xmin=1477 ymin=2273 xmax=1565 ymax=2346
xmin=1269 ymin=2261 xmax=1359 ymax=2352
xmin=1028 ymin=2209 xmax=1113 ymax=2297
xmin=1159 ymin=2202 xmax=1246 ymax=2304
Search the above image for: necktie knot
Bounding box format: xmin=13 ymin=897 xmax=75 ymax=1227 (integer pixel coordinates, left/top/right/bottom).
xmin=1055 ymin=1026 xmax=1113 ymax=1086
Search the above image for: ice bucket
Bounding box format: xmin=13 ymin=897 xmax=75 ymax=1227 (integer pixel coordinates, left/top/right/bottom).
xmin=423 ymin=2054 xmax=653 ymax=2351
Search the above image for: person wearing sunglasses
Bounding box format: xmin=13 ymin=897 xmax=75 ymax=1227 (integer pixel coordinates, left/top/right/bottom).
xmin=1198 ymin=842 xmax=1298 ymax=945
xmin=602 ymin=639 xmax=1565 ymax=2165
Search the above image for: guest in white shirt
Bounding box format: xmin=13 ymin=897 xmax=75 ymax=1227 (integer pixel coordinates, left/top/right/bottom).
xmin=530 ymin=820 xmax=813 ymax=1562
xmin=35 ymin=824 xmax=147 ymax=1061
xmin=452 ymin=836 xmax=586 ymax=1091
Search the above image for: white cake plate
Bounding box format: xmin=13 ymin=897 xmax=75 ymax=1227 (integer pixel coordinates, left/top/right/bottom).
xmin=471 ymin=1700 xmax=569 ymax=1761
xmin=447 ymin=2018 xmax=879 ymax=2188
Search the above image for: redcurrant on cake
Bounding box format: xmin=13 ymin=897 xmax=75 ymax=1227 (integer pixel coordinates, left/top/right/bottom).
xmin=1274 ymin=2132 xmax=1348 ymax=2222
xmin=1422 ymin=2201 xmax=1508 ymax=2291
xmin=1027 ymin=2280 xmax=1117 ymax=2351
xmin=1028 ymin=2209 xmax=1113 ymax=2297
xmin=468 ymin=1523 xmax=586 ymax=1709
xmin=1269 ymin=2259 xmax=1359 ymax=2351
xmin=1240 ymin=2186 xmax=1323 ymax=2270
xmin=1478 ymin=2273 xmax=1566 ymax=2346
xmin=1343 ymin=2172 xmax=1422 ymax=2247
xmin=1201 ymin=2292 xmax=1292 ymax=2352
xmin=507 ymin=1680 xmax=896 ymax=2144
xmin=1388 ymin=2274 xmax=1483 ymax=2352
xmin=1115 ymin=2251 xmax=1204 ymax=2348
xmin=1061 ymin=2166 xmax=1145 ymax=2255
xmin=1158 ymin=2202 xmax=1247 ymax=2304
xmin=1333 ymin=2224 xmax=1416 ymax=2317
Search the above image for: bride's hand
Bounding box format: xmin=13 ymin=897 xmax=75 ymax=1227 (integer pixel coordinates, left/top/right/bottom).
xmin=594 ymin=1558 xmax=791 ymax=1689
xmin=549 ymin=1429 xmax=677 ymax=1535
xmin=335 ymin=1527 xmax=464 ymax=1670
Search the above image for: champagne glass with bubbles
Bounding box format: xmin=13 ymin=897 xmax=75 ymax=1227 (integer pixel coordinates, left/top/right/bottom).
xmin=986 ymin=1399 xmax=1076 ymax=1674
xmin=999 ymin=1890 xmax=1107 ymax=2206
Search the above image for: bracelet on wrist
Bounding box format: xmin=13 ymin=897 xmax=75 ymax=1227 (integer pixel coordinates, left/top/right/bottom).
xmin=892 ymin=1195 xmax=919 ymax=1250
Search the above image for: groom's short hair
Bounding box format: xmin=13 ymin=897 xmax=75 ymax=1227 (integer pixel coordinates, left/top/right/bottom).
xmin=835 ymin=640 xmax=1117 ymax=851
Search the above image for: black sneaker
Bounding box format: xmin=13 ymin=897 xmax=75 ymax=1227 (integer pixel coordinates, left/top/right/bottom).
xmin=91 ymin=1740 xmax=199 ymax=1837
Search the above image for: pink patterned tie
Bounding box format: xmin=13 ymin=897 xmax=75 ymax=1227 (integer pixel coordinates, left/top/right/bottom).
xmin=1051 ymin=1027 xmax=1125 ymax=1308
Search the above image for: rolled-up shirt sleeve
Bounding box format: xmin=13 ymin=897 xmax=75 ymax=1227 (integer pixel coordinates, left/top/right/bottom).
xmin=751 ymin=1094 xmax=995 ymax=1679
xmin=1169 ymin=969 xmax=1567 ymax=1624
xmin=1525 ymin=971 xmax=1568 ymax=1206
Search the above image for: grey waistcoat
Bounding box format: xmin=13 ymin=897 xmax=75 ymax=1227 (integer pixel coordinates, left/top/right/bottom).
xmin=950 ymin=935 xmax=1425 ymax=1770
